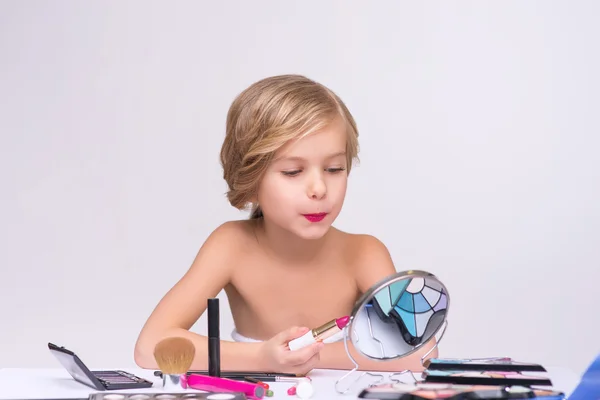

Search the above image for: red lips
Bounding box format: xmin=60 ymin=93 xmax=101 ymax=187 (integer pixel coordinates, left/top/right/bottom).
xmin=303 ymin=213 xmax=327 ymax=222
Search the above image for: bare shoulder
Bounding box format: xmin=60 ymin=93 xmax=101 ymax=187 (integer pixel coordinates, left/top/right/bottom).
xmin=134 ymin=219 xmax=257 ymax=347
xmin=335 ymin=229 xmax=397 ymax=294
xmin=187 ymin=220 xmax=256 ymax=274
xmin=206 ymin=219 xmax=255 ymax=246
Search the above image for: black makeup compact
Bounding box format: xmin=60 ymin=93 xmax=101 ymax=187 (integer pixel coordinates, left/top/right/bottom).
xmin=48 ymin=342 xmax=154 ymax=390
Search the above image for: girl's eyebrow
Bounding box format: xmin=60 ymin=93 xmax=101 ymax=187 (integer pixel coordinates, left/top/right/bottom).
xmin=275 ymin=151 xmax=346 ymax=162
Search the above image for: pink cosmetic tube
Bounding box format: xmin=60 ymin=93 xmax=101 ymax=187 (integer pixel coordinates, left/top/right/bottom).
xmin=188 ymin=374 xmax=265 ymax=399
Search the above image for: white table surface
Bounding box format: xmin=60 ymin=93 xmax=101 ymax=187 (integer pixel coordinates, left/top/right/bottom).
xmin=0 ymin=366 xmax=581 ymax=400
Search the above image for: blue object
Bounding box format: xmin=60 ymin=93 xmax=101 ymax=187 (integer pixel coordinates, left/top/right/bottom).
xmin=371 ymin=277 xmax=448 ymax=346
xmin=567 ymin=352 xmax=600 ymax=399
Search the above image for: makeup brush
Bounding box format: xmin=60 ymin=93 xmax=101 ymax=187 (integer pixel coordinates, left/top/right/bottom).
xmin=153 ymin=336 xmax=196 ymax=390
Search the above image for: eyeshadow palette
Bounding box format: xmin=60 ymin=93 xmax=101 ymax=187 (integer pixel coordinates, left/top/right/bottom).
xmin=422 ymin=370 xmax=553 ymax=387
xmin=358 ymin=382 xmax=565 ymax=399
xmin=48 ymin=342 xmax=153 ymax=390
xmin=423 ymin=358 xmax=547 ymax=373
xmin=88 ymin=392 xmax=247 ymax=400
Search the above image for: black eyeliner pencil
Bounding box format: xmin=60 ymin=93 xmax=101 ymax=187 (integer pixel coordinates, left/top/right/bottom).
xmin=153 ymin=370 xmax=301 ymax=380
xmin=243 ymin=375 xmax=306 ymax=383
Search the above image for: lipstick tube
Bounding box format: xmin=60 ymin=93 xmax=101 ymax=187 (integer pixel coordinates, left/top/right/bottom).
xmin=188 ymin=374 xmax=265 ymax=399
xmin=288 ymin=316 xmax=350 ymax=351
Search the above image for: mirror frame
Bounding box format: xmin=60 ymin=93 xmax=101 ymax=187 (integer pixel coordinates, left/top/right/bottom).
xmin=334 ymin=269 xmax=451 ymax=394
xmin=347 ymin=269 xmax=450 ymax=361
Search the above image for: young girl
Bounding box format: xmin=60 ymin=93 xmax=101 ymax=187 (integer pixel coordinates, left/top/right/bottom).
xmin=134 ymin=74 xmax=437 ymax=375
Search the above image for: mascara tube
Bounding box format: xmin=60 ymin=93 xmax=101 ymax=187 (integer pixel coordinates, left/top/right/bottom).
xmin=189 ymin=374 xmax=265 ymax=399
xmin=207 ymin=298 xmax=221 ymax=377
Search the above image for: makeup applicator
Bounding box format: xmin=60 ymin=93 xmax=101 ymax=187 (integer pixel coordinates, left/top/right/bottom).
xmin=153 ymin=336 xmax=196 ymax=390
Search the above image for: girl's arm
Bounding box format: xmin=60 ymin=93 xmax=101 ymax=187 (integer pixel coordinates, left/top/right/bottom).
xmin=316 ymin=234 xmax=438 ymax=372
xmin=134 ymin=222 xmax=261 ymax=371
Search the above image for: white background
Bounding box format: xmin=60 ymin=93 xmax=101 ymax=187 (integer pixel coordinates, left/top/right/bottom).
xmin=2 ymin=1 xmax=599 ymax=377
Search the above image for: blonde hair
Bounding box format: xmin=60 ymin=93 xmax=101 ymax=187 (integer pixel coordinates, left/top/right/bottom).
xmin=220 ymin=74 xmax=359 ymax=219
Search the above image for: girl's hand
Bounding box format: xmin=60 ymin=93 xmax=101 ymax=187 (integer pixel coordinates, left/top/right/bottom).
xmin=258 ymin=326 xmax=324 ymax=374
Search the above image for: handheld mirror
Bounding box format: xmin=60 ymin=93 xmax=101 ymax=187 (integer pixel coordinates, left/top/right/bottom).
xmin=335 ymin=270 xmax=450 ymax=393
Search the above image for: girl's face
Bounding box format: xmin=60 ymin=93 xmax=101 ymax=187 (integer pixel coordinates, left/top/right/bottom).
xmin=257 ymin=116 xmax=349 ymax=240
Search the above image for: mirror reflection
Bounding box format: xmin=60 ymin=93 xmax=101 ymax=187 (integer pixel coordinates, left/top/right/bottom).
xmin=349 ymin=272 xmax=449 ymax=360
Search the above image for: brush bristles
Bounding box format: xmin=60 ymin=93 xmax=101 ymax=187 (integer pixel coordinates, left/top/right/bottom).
xmin=153 ymin=337 xmax=196 ymax=375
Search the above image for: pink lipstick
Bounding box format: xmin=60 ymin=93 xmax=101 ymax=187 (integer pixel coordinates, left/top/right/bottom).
xmin=288 ymin=316 xmax=350 ymax=351
xmin=303 ymin=213 xmax=327 ymax=222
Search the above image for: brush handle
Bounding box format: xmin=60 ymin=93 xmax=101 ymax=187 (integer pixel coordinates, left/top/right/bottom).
xmin=162 ymin=373 xmax=187 ymax=390
xmin=188 ymin=374 xmax=264 ymax=399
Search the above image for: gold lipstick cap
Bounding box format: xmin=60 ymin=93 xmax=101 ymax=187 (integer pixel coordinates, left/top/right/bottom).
xmin=313 ymin=318 xmax=337 ymax=338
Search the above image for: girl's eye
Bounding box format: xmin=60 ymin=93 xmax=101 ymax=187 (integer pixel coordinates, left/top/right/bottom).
xmin=281 ymin=167 xmax=346 ymax=177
